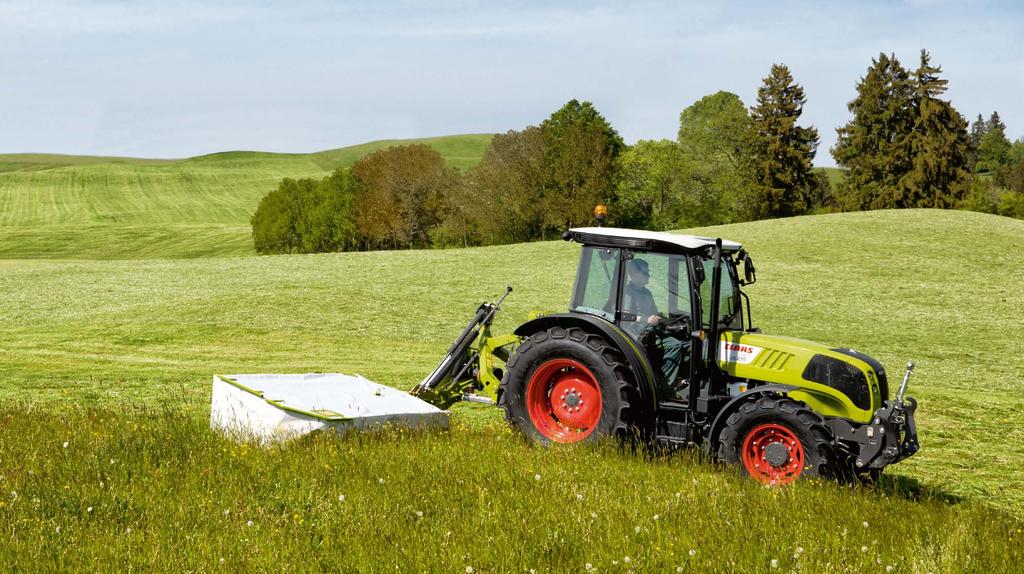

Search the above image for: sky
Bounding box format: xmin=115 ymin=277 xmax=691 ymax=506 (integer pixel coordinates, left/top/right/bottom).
xmin=1 ymin=0 xmax=1022 ymax=166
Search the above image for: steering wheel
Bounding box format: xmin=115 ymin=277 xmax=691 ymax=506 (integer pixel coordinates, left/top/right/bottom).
xmin=652 ymin=312 xmax=690 ymax=336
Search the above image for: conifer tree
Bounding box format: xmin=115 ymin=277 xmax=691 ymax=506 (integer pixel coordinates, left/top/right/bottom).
xmin=976 ymin=110 xmax=1012 ymax=172
xmin=897 ymin=50 xmax=971 ymax=207
xmin=968 ymin=113 xmax=987 ymax=169
xmin=747 ymin=64 xmax=820 ymax=218
xmin=987 ymin=111 xmax=1006 ymax=133
xmin=831 ymin=53 xmax=915 ymax=210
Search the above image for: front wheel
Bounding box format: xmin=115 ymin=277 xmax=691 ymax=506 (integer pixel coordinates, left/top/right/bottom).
xmin=717 ymin=396 xmax=839 ymax=485
xmin=498 ymin=327 xmax=645 ymax=444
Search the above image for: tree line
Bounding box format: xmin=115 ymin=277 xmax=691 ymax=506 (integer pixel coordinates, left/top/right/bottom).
xmin=252 ymin=50 xmax=1024 ymax=254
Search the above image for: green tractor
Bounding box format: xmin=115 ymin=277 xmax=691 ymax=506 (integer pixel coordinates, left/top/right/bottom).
xmin=413 ymin=225 xmax=919 ymax=484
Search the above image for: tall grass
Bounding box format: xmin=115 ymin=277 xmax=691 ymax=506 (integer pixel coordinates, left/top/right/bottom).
xmin=0 ymin=405 xmax=1019 ymax=572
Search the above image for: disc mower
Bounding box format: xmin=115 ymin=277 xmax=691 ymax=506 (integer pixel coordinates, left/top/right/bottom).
xmin=409 ymin=223 xmax=920 ymax=484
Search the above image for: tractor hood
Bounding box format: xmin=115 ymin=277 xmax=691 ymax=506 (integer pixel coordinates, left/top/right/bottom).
xmin=718 ymin=331 xmax=887 ymax=423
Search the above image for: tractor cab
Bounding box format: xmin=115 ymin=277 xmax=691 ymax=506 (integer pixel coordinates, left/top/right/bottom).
xmin=564 ymin=227 xmax=751 ymax=403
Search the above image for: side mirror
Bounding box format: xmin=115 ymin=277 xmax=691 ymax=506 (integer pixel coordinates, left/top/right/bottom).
xmin=693 ymin=262 xmax=705 ymax=285
xmin=742 ymin=256 xmax=756 ymax=285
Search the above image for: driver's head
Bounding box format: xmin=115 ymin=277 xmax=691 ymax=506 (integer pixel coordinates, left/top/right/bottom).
xmin=628 ymin=258 xmax=650 ymax=286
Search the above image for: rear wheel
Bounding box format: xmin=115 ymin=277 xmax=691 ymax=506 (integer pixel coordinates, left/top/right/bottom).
xmin=717 ymin=396 xmax=838 ymax=485
xmin=498 ymin=326 xmax=645 ymax=444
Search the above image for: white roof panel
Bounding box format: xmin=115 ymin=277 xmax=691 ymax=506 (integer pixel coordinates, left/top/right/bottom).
xmin=569 ymin=227 xmax=743 ymax=252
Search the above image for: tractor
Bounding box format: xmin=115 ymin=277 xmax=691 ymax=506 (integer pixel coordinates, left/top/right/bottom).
xmin=412 ymin=222 xmax=920 ymax=484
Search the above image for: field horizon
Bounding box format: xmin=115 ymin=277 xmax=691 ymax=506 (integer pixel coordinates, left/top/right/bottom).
xmin=0 ymin=134 xmax=495 ymax=260
xmin=0 ymin=134 xmax=848 ymax=261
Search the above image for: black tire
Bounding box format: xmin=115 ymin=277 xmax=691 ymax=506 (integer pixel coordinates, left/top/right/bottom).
xmin=498 ymin=326 xmax=646 ymax=444
xmin=716 ymin=396 xmax=839 ymax=483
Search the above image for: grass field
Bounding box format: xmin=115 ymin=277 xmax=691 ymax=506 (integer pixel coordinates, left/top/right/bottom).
xmin=2 ymin=208 xmax=1024 ymax=522
xmin=0 ymin=134 xmax=492 ymax=259
xmin=2 ymin=406 xmax=1020 ymax=572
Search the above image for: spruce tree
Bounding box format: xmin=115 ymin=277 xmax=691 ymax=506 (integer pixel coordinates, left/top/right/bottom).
xmin=969 ymin=113 xmax=987 ymax=169
xmin=831 ymin=53 xmax=915 ymax=210
xmin=897 ymin=50 xmax=971 ymax=208
xmin=747 ymin=64 xmax=820 ymax=218
xmin=976 ymin=110 xmax=1012 ymax=172
xmin=987 ymin=111 xmax=1006 ymax=133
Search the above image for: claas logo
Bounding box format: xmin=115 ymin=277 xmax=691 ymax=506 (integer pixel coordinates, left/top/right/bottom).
xmin=724 ymin=343 xmax=755 ymax=354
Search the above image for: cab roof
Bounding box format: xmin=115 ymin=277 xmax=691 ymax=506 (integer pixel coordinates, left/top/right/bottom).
xmin=566 ymin=227 xmax=743 ymax=253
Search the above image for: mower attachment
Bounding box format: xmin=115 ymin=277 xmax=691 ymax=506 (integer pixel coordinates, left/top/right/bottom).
xmin=211 ymin=373 xmax=448 ymax=442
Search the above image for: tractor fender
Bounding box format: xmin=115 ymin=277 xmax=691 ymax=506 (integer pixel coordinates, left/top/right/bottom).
xmin=513 ymin=313 xmax=659 ymax=413
xmin=705 ymin=384 xmax=797 ymax=456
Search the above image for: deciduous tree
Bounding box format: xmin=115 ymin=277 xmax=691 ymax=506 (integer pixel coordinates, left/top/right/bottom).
xmin=351 ymin=144 xmax=458 ymax=250
xmin=539 ymin=100 xmax=625 ymax=234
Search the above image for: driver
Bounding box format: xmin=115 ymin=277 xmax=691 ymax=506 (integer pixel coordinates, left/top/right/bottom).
xmin=623 ymin=258 xmax=660 ymax=328
xmin=623 ymin=257 xmax=689 ymax=399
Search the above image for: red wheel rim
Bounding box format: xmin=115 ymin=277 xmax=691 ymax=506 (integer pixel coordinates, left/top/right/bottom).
xmin=741 ymin=423 xmax=805 ymax=485
xmin=525 ymin=358 xmax=603 ymax=443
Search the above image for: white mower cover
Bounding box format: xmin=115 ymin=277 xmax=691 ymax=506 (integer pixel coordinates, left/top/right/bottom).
xmin=211 ymin=373 xmax=448 ymax=442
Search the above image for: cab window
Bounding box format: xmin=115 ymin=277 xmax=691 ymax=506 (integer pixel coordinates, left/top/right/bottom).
xmin=570 ymin=246 xmax=620 ymax=321
xmin=620 ymin=253 xmax=690 ymax=338
xmin=699 ymin=257 xmax=741 ymax=329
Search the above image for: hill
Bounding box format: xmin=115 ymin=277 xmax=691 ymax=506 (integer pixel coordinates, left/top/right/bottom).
xmin=0 ymin=134 xmax=493 ymax=259
xmin=1 ymin=208 xmax=1023 ymax=517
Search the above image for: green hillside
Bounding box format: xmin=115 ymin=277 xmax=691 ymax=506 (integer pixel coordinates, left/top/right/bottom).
xmin=1 ymin=209 xmax=1023 ymax=516
xmin=817 ymin=166 xmax=848 ymax=188
xmin=0 ymin=134 xmax=492 ymax=259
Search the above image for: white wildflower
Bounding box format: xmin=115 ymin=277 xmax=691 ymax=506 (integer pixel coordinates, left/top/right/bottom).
xmin=862 ymin=521 xmax=869 ymax=529
xmin=886 ymin=567 xmax=893 ymax=573
xmin=590 ymin=512 xmax=597 ymax=519
xmin=770 ymin=559 xmax=779 ymax=568
xmin=465 ymin=567 xmax=474 ymax=574
xmin=534 ymin=474 xmax=541 ymax=481
xmin=378 ymin=478 xmax=385 ymax=485
xmin=55 ymin=526 xmax=61 ymax=534
xmin=676 ymin=568 xmax=684 ymax=573
xmin=634 ymin=526 xmax=641 ymax=534
xmin=576 ymin=493 xmax=584 ymax=500
xmin=585 ymin=563 xmax=593 ymax=571
xmin=624 ymin=556 xmax=631 ymax=563
xmin=338 ymin=494 xmax=346 ymax=502
xmin=688 ymin=549 xmax=696 ymax=557
xmin=415 ymin=511 xmax=424 ymax=518
xmin=861 ymin=546 xmax=868 ymax=553
xmin=62 ymin=441 xmax=69 ymax=449
xmin=223 ymin=509 xmax=230 ymax=516
xmin=246 ymin=520 xmax=253 ymax=527
xmin=87 ymin=506 xmax=93 ymax=513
